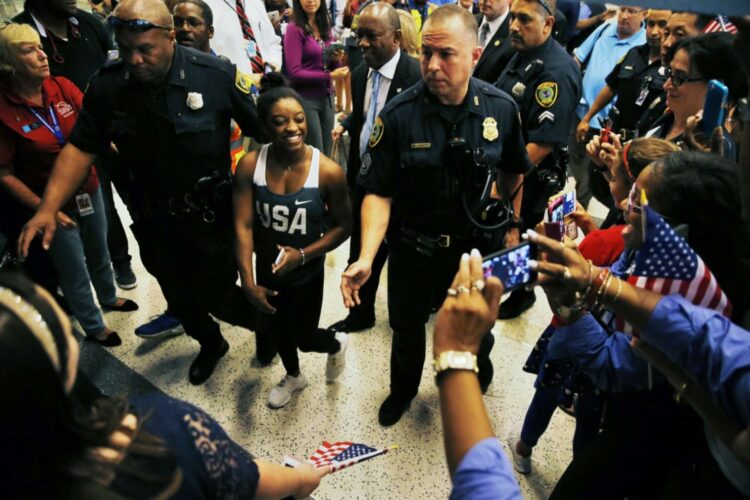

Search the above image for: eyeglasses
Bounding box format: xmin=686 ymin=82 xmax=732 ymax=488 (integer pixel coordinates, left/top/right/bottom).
xmin=665 ymin=67 xmax=705 ymax=88
xmin=107 ymin=16 xmax=171 ymax=33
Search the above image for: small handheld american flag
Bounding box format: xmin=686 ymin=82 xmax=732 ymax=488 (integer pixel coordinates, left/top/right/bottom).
xmin=703 ymin=15 xmax=738 ymax=34
xmin=615 ymin=204 xmax=731 ymax=335
xmin=308 ymin=441 xmax=394 ymax=472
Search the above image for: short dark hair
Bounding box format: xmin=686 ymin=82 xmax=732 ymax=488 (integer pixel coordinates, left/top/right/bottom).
xmin=173 ymin=0 xmax=213 ymax=26
xmin=667 ymin=32 xmax=748 ymax=102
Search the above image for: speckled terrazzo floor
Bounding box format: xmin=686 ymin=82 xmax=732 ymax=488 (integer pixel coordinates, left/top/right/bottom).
xmin=73 ymin=192 xmax=602 ymax=500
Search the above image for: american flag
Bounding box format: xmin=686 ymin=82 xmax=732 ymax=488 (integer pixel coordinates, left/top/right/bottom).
xmin=308 ymin=441 xmax=391 ymax=472
xmin=704 ymin=15 xmax=738 ymax=34
xmin=615 ymin=205 xmax=732 ymax=334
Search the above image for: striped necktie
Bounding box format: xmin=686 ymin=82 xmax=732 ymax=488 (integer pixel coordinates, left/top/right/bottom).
xmin=360 ymin=70 xmax=382 ymax=158
xmin=234 ymin=0 xmax=265 ymax=73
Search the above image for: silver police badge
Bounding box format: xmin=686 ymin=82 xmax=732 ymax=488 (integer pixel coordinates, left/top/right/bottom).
xmin=512 ymin=82 xmax=526 ymax=98
xmin=482 ymin=117 xmax=498 ymax=141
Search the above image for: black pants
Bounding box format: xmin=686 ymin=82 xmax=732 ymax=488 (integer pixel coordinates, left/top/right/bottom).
xmin=347 ymin=186 xmax=387 ymax=321
xmin=96 ymin=153 xmax=132 ymax=268
xmin=387 ymin=238 xmax=494 ymax=402
xmin=550 ymin=385 xmax=745 ymax=499
xmin=257 ymin=269 xmax=338 ymax=376
xmin=130 ymin=210 xmax=255 ymax=349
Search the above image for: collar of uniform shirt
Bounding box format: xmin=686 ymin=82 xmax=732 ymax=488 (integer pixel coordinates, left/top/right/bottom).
xmin=480 ymin=8 xmax=509 ymax=46
xmin=367 ymin=49 xmax=401 ymax=81
xmin=422 ymin=79 xmax=486 ymax=116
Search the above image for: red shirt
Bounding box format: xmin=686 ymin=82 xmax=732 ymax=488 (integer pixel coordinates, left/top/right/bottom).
xmin=0 ymin=76 xmax=98 ymax=200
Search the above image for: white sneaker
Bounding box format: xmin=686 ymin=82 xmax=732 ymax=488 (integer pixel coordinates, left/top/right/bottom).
xmin=326 ymin=332 xmax=348 ymax=382
xmin=268 ymin=373 xmax=308 ymax=409
xmin=507 ymin=436 xmax=532 ymax=475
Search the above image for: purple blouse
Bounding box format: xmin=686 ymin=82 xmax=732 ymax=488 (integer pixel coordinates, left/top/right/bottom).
xmin=283 ymin=22 xmax=340 ymax=99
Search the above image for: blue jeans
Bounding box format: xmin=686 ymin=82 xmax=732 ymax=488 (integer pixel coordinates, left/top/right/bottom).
xmin=48 ymin=188 xmax=118 ymax=336
xmin=520 ymin=385 xmax=606 ymax=457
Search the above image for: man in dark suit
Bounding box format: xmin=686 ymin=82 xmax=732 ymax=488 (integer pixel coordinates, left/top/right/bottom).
xmin=328 ymin=2 xmax=421 ymax=333
xmin=472 ymin=0 xmax=513 ymax=84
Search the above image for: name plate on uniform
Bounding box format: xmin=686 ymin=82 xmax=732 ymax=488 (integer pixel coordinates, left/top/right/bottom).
xmin=410 ymin=142 xmax=431 ymax=149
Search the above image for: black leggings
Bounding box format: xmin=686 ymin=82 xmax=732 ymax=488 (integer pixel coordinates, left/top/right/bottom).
xmin=258 ymin=269 xmax=339 ymax=376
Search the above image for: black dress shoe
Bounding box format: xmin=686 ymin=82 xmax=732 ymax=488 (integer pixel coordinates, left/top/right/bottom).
xmin=102 ymin=298 xmax=139 ymax=312
xmin=378 ymin=395 xmax=411 ymax=427
xmin=86 ymin=331 xmax=123 ymax=347
xmin=498 ymin=288 xmax=536 ymax=320
xmin=327 ymin=313 xmax=375 ymax=333
xmin=189 ymin=339 xmax=229 ymax=385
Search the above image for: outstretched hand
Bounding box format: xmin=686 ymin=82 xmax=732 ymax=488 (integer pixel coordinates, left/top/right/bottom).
xmin=18 ymin=210 xmax=58 ymax=259
xmin=340 ymin=260 xmax=372 ymax=308
xmin=433 ymin=249 xmax=503 ymax=356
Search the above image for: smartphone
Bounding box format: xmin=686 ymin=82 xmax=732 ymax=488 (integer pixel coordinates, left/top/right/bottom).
xmin=482 ymin=242 xmax=537 ymax=292
xmin=546 ymin=190 xmax=577 ymax=240
xmin=268 ymin=10 xmax=281 ymax=23
xmin=702 ymin=80 xmax=728 ymax=137
xmin=274 ymin=248 xmax=286 ymax=266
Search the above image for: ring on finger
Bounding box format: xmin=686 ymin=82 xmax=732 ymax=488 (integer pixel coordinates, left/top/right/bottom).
xmin=447 ymin=288 xmax=458 ymax=297
xmin=457 ymin=285 xmax=470 ymax=294
xmin=472 ymin=279 xmax=485 ymax=292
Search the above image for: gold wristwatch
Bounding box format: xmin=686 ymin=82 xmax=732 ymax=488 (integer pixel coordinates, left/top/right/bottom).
xmin=433 ymin=351 xmax=479 ymax=377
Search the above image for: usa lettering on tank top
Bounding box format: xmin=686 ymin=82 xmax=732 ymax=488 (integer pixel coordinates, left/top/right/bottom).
xmin=252 ymin=144 xmax=327 ymax=284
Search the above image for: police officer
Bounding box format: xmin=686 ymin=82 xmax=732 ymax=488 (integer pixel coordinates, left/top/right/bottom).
xmin=494 ymin=0 xmax=581 ymax=319
xmin=19 ymin=0 xmax=266 ymax=386
xmin=341 ymin=5 xmax=531 ymax=427
xmin=593 ymin=10 xmax=672 ymax=140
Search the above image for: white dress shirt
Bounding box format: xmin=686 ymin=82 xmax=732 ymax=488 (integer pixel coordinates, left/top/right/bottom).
xmin=478 ymin=9 xmax=509 ymax=49
xmin=205 ymin=0 xmax=283 ymax=73
xmin=359 ymin=50 xmax=401 ymax=149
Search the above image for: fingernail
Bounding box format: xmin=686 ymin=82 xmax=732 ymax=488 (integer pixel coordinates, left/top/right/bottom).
xmin=521 ymin=232 xmax=529 ymax=240
xmin=528 ymin=259 xmax=538 ymax=269
xmin=470 ymin=248 xmax=481 ymax=257
xmin=461 ymin=253 xmax=469 ymax=261
xmin=527 ymin=229 xmax=538 ymax=239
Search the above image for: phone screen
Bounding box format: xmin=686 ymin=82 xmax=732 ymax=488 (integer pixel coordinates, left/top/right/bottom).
xmin=482 ymin=242 xmax=537 ymax=292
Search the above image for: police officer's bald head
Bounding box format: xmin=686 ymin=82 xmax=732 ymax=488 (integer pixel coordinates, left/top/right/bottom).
xmin=423 ymin=5 xmax=479 ymax=45
xmin=114 ymin=0 xmax=175 ymax=30
xmin=112 ymin=0 xmax=177 ymax=84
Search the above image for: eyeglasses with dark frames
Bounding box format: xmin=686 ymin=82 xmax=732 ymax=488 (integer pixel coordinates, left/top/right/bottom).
xmin=665 ymin=67 xmax=706 ymax=88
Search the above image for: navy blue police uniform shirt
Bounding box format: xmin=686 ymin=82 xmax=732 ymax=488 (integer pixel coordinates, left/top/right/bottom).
xmin=357 ymin=77 xmax=531 ymax=237
xmin=69 ymin=45 xmax=262 ymax=203
xmin=605 ymin=43 xmax=667 ymax=135
xmin=495 ymin=37 xmax=581 ymax=162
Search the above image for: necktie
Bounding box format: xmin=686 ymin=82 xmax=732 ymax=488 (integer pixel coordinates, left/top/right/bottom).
xmin=234 ymin=0 xmax=265 ymax=73
xmin=479 ymin=22 xmax=490 ymax=48
xmin=330 ymin=0 xmax=337 ymax=27
xmin=360 ymin=70 xmax=382 ymax=158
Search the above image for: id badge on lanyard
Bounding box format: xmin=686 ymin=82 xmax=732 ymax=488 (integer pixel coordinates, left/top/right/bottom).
xmin=26 ymin=105 xmax=65 ymax=146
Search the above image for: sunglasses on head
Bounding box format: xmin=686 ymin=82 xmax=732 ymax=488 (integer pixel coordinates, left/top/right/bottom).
xmin=107 ymin=16 xmax=170 ymax=33
xmin=537 ymin=0 xmax=553 ymax=16
xmin=665 ymin=67 xmax=705 ymax=88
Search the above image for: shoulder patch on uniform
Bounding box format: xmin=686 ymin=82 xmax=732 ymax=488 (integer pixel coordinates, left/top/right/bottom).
xmin=368 ymin=117 xmax=384 ymax=148
xmin=235 ymin=70 xmax=253 ymax=94
xmin=535 ymin=82 xmax=558 ymax=109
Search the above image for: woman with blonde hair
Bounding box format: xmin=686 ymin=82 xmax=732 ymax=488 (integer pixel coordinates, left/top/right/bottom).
xmin=397 ymin=9 xmax=419 ymax=58
xmin=0 ymin=23 xmax=136 ymax=347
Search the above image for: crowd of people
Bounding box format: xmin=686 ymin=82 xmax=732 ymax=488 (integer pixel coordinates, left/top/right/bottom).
xmin=0 ymin=0 xmax=749 ymax=497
